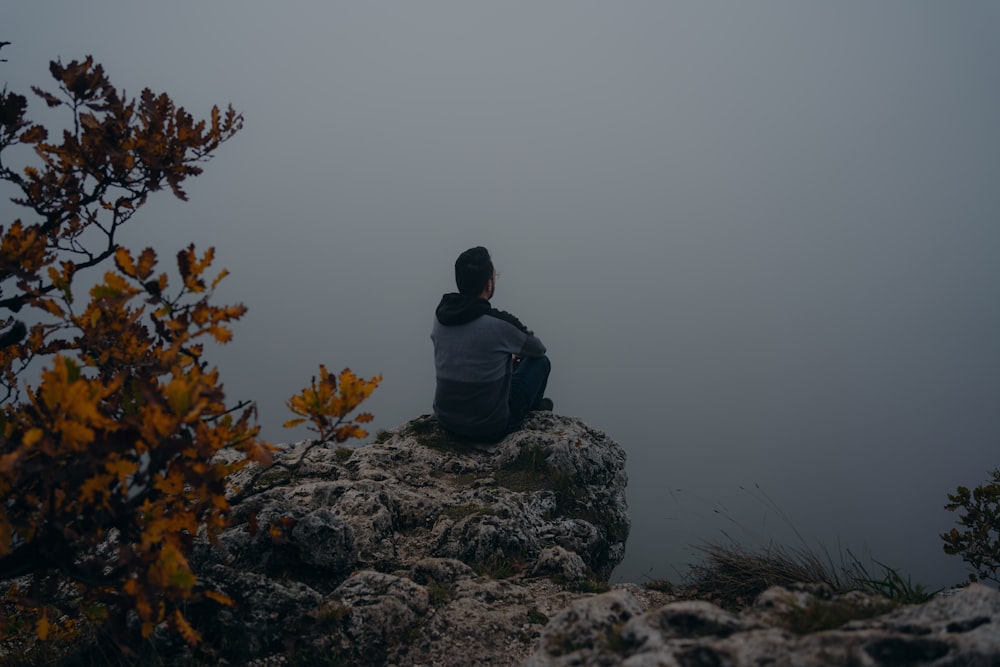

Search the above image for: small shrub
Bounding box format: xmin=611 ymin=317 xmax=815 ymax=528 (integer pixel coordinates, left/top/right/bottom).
xmin=942 ymin=468 xmax=1000 ymax=585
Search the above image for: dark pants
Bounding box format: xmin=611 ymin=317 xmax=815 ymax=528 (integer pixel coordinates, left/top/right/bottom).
xmin=506 ymin=355 xmax=551 ymax=434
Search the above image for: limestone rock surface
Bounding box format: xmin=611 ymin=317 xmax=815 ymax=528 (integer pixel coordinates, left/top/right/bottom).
xmin=185 ymin=412 xmax=1000 ymax=666
xmin=191 ymin=412 xmax=633 ymax=665
xmin=525 ymin=582 xmax=1000 ymax=667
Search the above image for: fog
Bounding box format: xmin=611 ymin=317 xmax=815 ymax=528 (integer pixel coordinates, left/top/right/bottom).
xmin=6 ymin=2 xmax=999 ymax=590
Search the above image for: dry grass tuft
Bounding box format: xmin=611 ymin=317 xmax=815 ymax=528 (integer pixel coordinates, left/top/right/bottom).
xmin=684 ymin=541 xmax=839 ymax=609
xmin=679 ymin=540 xmax=934 ymax=611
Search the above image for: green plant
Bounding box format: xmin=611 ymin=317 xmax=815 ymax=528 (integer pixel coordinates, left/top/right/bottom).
xmin=842 ymin=553 xmax=934 ymax=604
xmin=526 ymin=607 xmax=548 ymax=625
xmin=644 ymin=578 xmax=674 ymax=594
xmin=683 ymin=540 xmax=931 ymax=611
xmin=471 ymin=550 xmax=525 ymax=579
xmin=571 ymin=578 xmax=610 ymax=594
xmin=495 ymin=444 xmax=557 ymax=493
xmin=603 ymin=625 xmax=636 ymax=654
xmin=673 ymin=485 xmax=931 ymax=610
xmin=685 ymin=541 xmax=836 ymax=609
xmin=779 ymin=596 xmax=896 ymax=635
xmin=441 ymin=504 xmax=494 ymax=521
xmin=401 ymin=416 xmax=462 ymax=452
xmin=426 ymin=582 xmax=455 ymax=606
xmin=942 ymin=468 xmax=1000 ymax=585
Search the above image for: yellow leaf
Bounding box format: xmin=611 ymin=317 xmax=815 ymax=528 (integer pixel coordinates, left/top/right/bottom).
xmin=105 ymin=457 xmax=137 ymax=486
xmin=82 ymin=605 xmax=108 ymax=621
xmin=136 ymin=248 xmax=157 ymax=280
xmin=37 ymin=299 xmax=65 ymax=318
xmin=154 ymin=470 xmax=185 ymax=495
xmin=165 ymin=378 xmax=192 ymax=417
xmin=36 ymin=614 xmax=50 ymax=641
xmin=81 ymin=474 xmax=111 ymax=506
xmin=115 ymin=247 xmax=137 ymax=277
xmin=19 ymin=124 xmax=47 ymax=144
xmin=208 ymin=324 xmax=233 ymax=343
xmin=174 ymin=609 xmax=202 ymax=645
xmin=204 ymin=590 xmax=235 ymax=607
xmin=23 ymin=428 xmax=44 ymax=446
xmin=210 ymin=268 xmax=229 ymax=290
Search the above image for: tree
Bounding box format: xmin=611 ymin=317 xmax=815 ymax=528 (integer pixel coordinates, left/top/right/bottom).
xmin=0 ymin=52 xmax=379 ymax=655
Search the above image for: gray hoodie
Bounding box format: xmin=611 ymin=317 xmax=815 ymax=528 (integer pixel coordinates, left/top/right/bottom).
xmin=431 ymin=293 xmax=546 ymax=438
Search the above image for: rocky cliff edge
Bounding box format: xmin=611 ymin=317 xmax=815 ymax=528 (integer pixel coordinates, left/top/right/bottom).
xmin=186 ymin=413 xmax=1000 ymax=666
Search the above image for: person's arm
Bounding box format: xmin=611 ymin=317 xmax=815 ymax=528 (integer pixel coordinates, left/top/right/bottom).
xmin=517 ymin=331 xmax=546 ymax=358
xmin=488 ymin=308 xmax=546 ymax=358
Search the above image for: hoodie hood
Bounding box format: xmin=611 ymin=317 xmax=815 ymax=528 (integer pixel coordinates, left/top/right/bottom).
xmin=436 ymin=293 xmax=491 ymax=326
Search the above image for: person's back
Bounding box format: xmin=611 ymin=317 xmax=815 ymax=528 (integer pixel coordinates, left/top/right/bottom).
xmin=431 ymin=247 xmax=551 ymax=441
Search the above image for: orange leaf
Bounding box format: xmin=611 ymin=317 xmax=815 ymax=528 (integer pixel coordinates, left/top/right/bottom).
xmin=174 ymin=609 xmax=202 ymax=645
xmin=136 ymin=248 xmax=157 ymax=280
xmin=35 ymin=614 xmax=50 ymax=641
xmin=210 ymin=267 xmax=229 ymax=290
xmin=204 ymin=590 xmax=235 ymax=607
xmin=36 ymin=298 xmax=65 ymax=318
xmin=115 ymin=247 xmax=137 ymax=277
xmin=209 ymin=325 xmax=233 ymax=343
xmin=19 ymin=124 xmax=47 ymax=144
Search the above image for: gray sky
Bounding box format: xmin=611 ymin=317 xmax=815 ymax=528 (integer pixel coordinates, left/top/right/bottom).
xmin=5 ymin=2 xmax=999 ymax=589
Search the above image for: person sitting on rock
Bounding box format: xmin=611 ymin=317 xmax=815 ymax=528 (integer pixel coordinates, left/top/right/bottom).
xmin=431 ymin=246 xmax=552 ymax=441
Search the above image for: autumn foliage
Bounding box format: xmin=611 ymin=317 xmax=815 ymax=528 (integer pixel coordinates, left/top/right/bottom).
xmin=0 ymin=53 xmax=379 ymax=655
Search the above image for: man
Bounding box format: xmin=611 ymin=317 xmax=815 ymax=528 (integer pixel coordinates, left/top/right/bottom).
xmin=431 ymin=246 xmax=552 ymax=441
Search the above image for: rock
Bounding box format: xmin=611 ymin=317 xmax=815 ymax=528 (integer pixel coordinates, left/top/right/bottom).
xmin=529 ymin=546 xmax=589 ymax=582
xmin=291 ymin=507 xmax=357 ymax=572
xmin=188 ymin=412 xmax=632 ymax=663
xmin=194 ymin=563 xmax=324 ymax=662
xmin=524 ymin=589 xmax=644 ymax=666
xmin=332 ymin=570 xmax=430 ymax=657
xmin=523 ymin=583 xmax=1000 ymax=667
